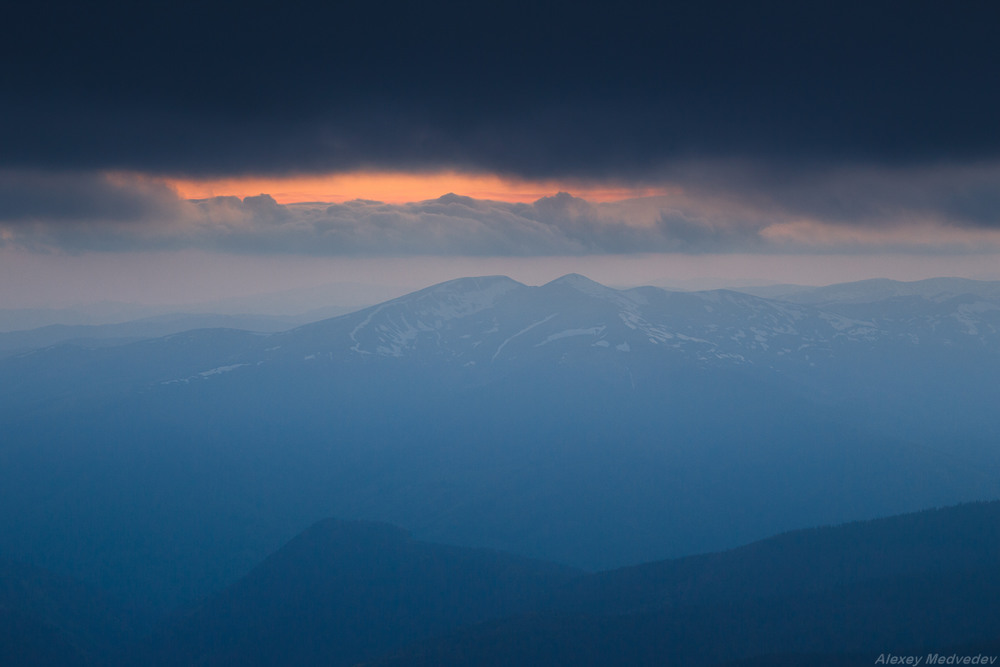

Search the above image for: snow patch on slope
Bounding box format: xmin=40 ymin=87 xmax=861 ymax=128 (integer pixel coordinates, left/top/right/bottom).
xmin=536 ymin=326 xmax=605 ymax=346
xmin=493 ymin=314 xmax=557 ymax=361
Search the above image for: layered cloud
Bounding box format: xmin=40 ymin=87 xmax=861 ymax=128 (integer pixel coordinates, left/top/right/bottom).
xmin=3 ymin=166 xmax=1000 ymax=257
xmin=3 ymin=1 xmax=997 ymax=265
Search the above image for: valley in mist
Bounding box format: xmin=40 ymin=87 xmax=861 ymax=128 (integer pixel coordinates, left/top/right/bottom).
xmin=2 ymin=273 xmax=999 ymax=665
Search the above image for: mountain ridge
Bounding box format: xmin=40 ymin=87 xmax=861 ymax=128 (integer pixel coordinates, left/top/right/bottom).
xmin=2 ymin=274 xmax=999 ymax=612
xmin=108 ymin=500 xmax=1000 ymax=667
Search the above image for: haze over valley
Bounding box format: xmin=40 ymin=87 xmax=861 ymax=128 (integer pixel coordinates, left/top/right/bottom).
xmin=4 ymin=0 xmax=1000 ymax=663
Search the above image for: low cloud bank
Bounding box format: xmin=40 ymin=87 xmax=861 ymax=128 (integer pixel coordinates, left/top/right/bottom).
xmin=2 ymin=166 xmax=999 ymax=257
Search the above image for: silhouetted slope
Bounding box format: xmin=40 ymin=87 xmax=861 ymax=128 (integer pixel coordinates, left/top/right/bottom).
xmin=133 ymin=519 xmax=579 ymax=667
xmin=0 ymin=558 xmax=135 ymax=666
xmin=715 ymin=634 xmax=1000 ymax=666
xmin=370 ymin=502 xmax=1000 ymax=666
xmin=554 ymin=500 xmax=1000 ymax=615
xmin=0 ymin=608 xmax=91 ymax=667
xmin=372 ymin=568 xmax=1000 ymax=666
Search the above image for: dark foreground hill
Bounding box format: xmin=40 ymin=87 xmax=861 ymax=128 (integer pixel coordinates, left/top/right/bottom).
xmin=369 ymin=501 xmax=1000 ymax=667
xmin=0 ymin=558 xmax=141 ymax=667
xmin=5 ymin=501 xmax=998 ymax=665
xmin=125 ymin=519 xmax=579 ymax=667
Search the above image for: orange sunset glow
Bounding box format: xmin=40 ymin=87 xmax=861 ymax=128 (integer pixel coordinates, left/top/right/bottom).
xmin=167 ymin=171 xmax=669 ymax=205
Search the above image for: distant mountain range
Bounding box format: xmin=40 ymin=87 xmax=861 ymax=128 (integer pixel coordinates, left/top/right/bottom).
xmin=738 ymin=276 xmax=1000 ymax=304
xmin=252 ymin=273 xmax=1000 ymax=373
xmin=1 ymin=274 xmax=998 ymax=619
xmin=0 ymin=313 xmax=309 ymax=359
xmin=0 ymin=280 xmax=406 ymax=332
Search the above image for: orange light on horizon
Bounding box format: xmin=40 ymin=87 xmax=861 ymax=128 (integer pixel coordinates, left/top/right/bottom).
xmin=167 ymin=171 xmax=669 ymax=205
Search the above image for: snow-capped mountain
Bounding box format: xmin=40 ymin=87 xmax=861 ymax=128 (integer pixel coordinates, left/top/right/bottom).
xmin=164 ymin=273 xmax=1000 ymax=387
xmin=6 ymin=272 xmax=999 ymax=423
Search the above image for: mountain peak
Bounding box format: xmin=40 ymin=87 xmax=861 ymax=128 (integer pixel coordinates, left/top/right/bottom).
xmin=545 ymin=273 xmax=608 ymax=290
xmin=542 ymin=274 xmax=624 ymax=300
xmin=399 ymin=275 xmax=525 ymax=309
xmin=379 ymin=275 xmax=523 ymax=305
xmin=329 ymin=276 xmax=526 ymax=357
xmin=425 ymin=275 xmax=523 ymax=293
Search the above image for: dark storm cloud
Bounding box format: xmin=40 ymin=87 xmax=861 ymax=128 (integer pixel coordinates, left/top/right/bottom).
xmin=2 ymin=1 xmax=999 ymax=179
xmin=669 ymin=162 xmax=1000 ymax=229
xmin=0 ymin=171 xmax=184 ymax=224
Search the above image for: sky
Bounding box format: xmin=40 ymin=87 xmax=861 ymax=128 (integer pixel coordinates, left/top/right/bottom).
xmin=2 ymin=0 xmax=1000 ymax=310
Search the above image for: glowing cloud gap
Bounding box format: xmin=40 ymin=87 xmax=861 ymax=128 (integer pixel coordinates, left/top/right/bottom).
xmin=166 ymin=172 xmax=671 ymax=205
